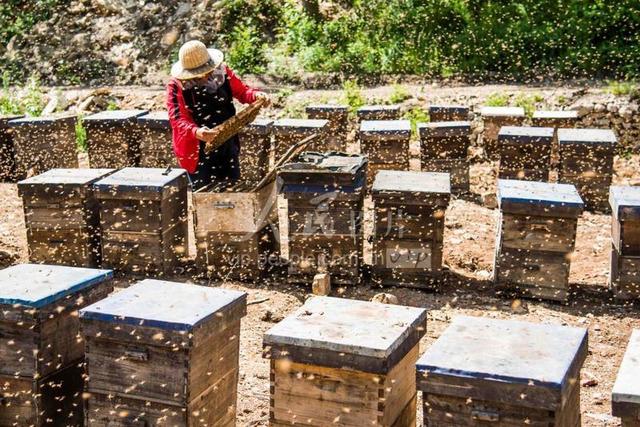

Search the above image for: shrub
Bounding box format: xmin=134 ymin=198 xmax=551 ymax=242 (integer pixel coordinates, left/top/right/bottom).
xmin=389 ymin=84 xmax=411 ymax=104
xmin=403 ymin=107 xmax=429 ymax=137
xmin=341 ymin=80 xmax=365 ymax=114
xmin=607 ymin=80 xmax=638 ymax=96
xmin=226 ymin=23 xmax=268 ymax=75
xmin=485 ymin=92 xmax=509 ymax=107
xmin=76 ymin=116 xmax=87 ymax=152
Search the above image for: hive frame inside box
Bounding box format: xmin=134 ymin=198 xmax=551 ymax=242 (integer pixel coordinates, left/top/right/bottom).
xmin=194 ymin=134 xmax=320 ymax=281
xmin=279 ymin=152 xmax=367 ymax=286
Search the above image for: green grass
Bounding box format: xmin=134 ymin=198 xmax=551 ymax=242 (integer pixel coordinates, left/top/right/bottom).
xmin=0 ymin=75 xmax=45 ymax=116
xmin=75 ymin=116 xmax=87 ymax=152
xmin=403 ymin=107 xmax=429 ymax=137
xmin=514 ymin=93 xmax=542 ymax=118
xmin=106 ymin=100 xmax=119 ymax=111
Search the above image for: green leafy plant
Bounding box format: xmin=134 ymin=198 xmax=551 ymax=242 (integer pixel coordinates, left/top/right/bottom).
xmin=106 ymin=100 xmax=119 ymax=111
xmin=341 ymin=80 xmax=365 ymax=114
xmin=226 ymin=23 xmax=268 ymax=75
xmin=514 ymin=93 xmax=540 ymax=118
xmin=403 ymin=107 xmax=429 ymax=137
xmin=485 ymin=92 xmax=509 ymax=107
xmin=75 ymin=116 xmax=87 ymax=152
xmin=389 ymin=84 xmax=411 ymax=104
xmin=607 ymin=80 xmax=638 ymax=96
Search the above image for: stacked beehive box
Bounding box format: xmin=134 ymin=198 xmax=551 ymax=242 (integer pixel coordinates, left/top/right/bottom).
xmin=497 ymin=126 xmax=554 ymax=181
xmin=0 ymin=114 xmax=23 ymax=181
xmin=80 ymin=279 xmax=247 ymax=426
xmin=495 ymin=179 xmax=584 ymax=302
xmin=264 ymin=296 xmax=427 ymax=426
xmin=558 ymin=128 xmax=617 ymax=211
xmin=609 ymin=186 xmax=640 ymax=300
xmin=612 ymin=330 xmax=640 ymax=426
xmin=480 ymin=106 xmax=525 ymax=159
xmin=272 ymin=118 xmax=328 ymax=160
xmin=532 ymin=110 xmax=579 ymax=129
xmin=279 ymin=152 xmax=367 ymax=284
xmin=0 ymin=264 xmax=113 ymax=426
xmin=84 ymin=110 xmax=147 ymax=168
xmin=419 ymin=121 xmax=471 ymax=193
xmin=428 ymin=105 xmax=469 ymax=121
xmin=417 ymin=316 xmax=588 ymax=426
xmin=8 ymin=113 xmax=78 ymax=179
xmin=194 ymin=178 xmax=278 ymax=281
xmin=238 ymin=118 xmax=273 ymax=187
xmin=18 ymin=168 xmax=114 ymax=267
xmin=357 ymin=104 xmax=402 ymax=121
xmin=93 ymin=167 xmax=189 ymax=275
xmin=138 ymin=111 xmax=176 ymax=168
xmin=359 ymin=120 xmax=411 ymax=187
xmin=305 ymin=104 xmax=349 ymax=152
xmin=371 ymin=170 xmax=450 ymax=288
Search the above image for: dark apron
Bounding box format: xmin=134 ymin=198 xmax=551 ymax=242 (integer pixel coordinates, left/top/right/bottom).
xmin=183 ymin=78 xmax=240 ymax=191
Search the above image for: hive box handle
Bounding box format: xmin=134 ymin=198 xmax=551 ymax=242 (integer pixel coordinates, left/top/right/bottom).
xmin=123 ymin=348 xmax=149 ymax=362
xmin=472 ymin=409 xmax=500 ymax=422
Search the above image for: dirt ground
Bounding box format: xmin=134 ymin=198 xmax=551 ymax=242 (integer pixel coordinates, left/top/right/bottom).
xmin=2 ymin=82 xmax=639 ymax=426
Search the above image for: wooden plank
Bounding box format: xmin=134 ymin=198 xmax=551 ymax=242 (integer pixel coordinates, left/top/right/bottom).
xmin=357 ymin=105 xmax=402 ymax=121
xmin=501 ymin=213 xmax=578 ymax=253
xmin=428 ymin=105 xmax=469 ymax=121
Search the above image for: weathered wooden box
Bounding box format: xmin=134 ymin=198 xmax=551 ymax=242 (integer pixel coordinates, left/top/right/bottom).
xmin=419 ymin=121 xmax=470 ymax=193
xmin=0 ymin=114 xmax=23 ymax=181
xmin=557 ymin=128 xmax=617 ymax=211
xmin=428 ymin=105 xmax=469 ymax=122
xmin=264 ymin=296 xmax=427 ymax=426
xmin=279 ymin=152 xmax=367 ymax=284
xmin=272 ymin=118 xmax=329 ymax=160
xmin=613 ymin=330 xmax=640 ymax=426
xmin=495 ymin=179 xmax=584 ymax=302
xmin=194 ymin=180 xmax=279 ymax=281
xmin=417 ymin=316 xmax=588 ymax=427
xmin=357 ymin=104 xmax=402 ymax=121
xmin=497 ymin=126 xmax=554 ymax=181
xmin=306 ymin=104 xmax=349 ymax=152
xmin=480 ymin=106 xmax=525 ymax=159
xmin=84 ymin=109 xmax=147 ymax=168
xmin=359 ymin=120 xmax=411 ymax=187
xmin=80 ymin=279 xmax=247 ymax=427
xmin=238 ymin=118 xmax=273 ymax=188
xmin=372 ymin=170 xmax=450 ymax=288
xmin=93 ymin=167 xmax=189 ymax=275
xmin=531 ymin=110 xmax=579 ymax=129
xmin=609 ymin=186 xmax=640 ymax=300
xmin=0 ymin=264 xmax=113 ymax=426
xmin=8 ymin=114 xmax=79 ymax=179
xmin=18 ymin=168 xmax=115 ymax=267
xmin=138 ymin=111 xmax=177 ymax=168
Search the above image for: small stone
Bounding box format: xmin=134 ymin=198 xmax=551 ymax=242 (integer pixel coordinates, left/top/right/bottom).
xmin=312 ymin=273 xmax=331 ymax=296
xmin=371 ymin=293 xmax=399 ymax=305
xmin=581 ymin=371 xmax=599 ymax=387
xmin=260 ymin=310 xmax=283 ymax=323
xmin=594 ymin=103 xmax=606 ymax=113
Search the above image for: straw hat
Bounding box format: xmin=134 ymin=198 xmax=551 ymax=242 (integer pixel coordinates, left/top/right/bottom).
xmin=171 ymin=40 xmax=224 ymax=80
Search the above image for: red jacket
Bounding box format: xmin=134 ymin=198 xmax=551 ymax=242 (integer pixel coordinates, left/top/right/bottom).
xmin=166 ymin=66 xmax=258 ymax=173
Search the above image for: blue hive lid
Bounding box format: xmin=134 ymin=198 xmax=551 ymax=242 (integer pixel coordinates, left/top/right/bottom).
xmin=93 ymin=167 xmax=187 ymax=193
xmin=497 ymin=179 xmax=584 ymax=216
xmin=416 ymin=316 xmax=588 ymax=391
xmin=610 ymin=186 xmax=640 ymax=221
xmin=79 ymin=279 xmax=247 ymax=331
xmin=0 ymin=264 xmax=113 ymax=309
xmin=84 ymin=109 xmax=148 ymax=123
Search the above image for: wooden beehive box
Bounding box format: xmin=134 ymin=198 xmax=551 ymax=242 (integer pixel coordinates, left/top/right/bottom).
xmin=357 ymin=104 xmax=402 ymax=121
xmin=497 ymin=126 xmax=554 ymax=181
xmin=84 ymin=109 xmax=147 ymax=168
xmin=359 ymin=120 xmax=411 ymax=187
xmin=531 ymin=110 xmax=579 ymax=129
xmin=419 ymin=121 xmax=471 ymax=193
xmin=272 ymin=118 xmax=329 ymax=160
xmin=495 ymin=179 xmax=584 ymax=302
xmin=80 ymin=279 xmax=247 ymax=426
xmin=194 ymin=179 xmax=278 ymax=281
xmin=18 ymin=168 xmax=115 ymax=267
xmin=93 ymin=167 xmax=189 ymax=275
xmin=279 ymin=153 xmax=367 ymax=284
xmin=613 ymin=330 xmax=640 ymax=426
xmin=0 ymin=114 xmax=23 ymax=182
xmin=480 ymin=106 xmax=525 ymax=159
xmin=8 ymin=113 xmax=79 ymax=179
xmin=138 ymin=111 xmax=177 ymax=168
xmin=558 ymin=128 xmax=617 ymax=211
xmin=264 ymin=296 xmax=427 ymax=427
xmin=428 ymin=105 xmax=469 ymax=122
xmin=371 ymin=170 xmax=450 ymax=288
xmin=0 ymin=264 xmax=113 ymax=426
xmin=238 ymin=118 xmax=273 ymax=188
xmin=305 ymin=104 xmax=349 ymax=152
xmin=417 ymin=316 xmax=588 ymax=427
xmin=609 ymin=186 xmax=640 ymax=300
